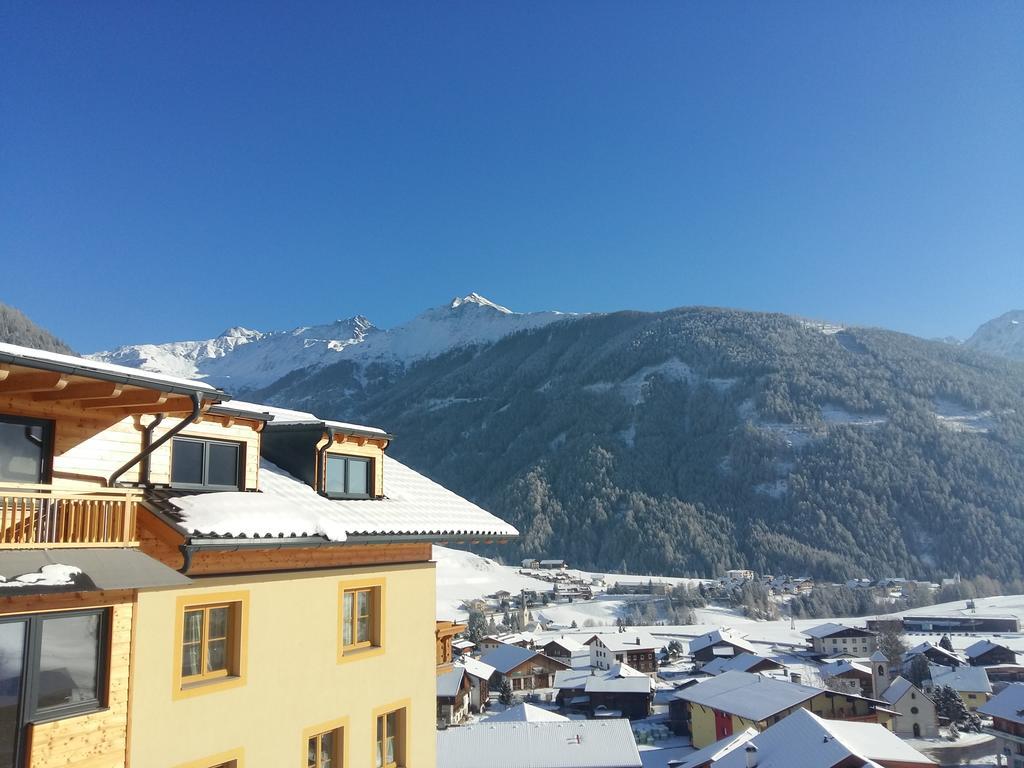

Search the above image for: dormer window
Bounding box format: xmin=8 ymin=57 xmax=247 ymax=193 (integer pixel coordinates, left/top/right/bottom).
xmin=325 ymin=455 xmax=371 ymax=499
xmin=171 ymin=437 xmax=243 ymax=490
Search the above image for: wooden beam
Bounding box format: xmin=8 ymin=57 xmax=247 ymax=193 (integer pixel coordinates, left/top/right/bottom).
xmin=0 ymin=371 xmax=68 ymax=395
xmin=108 ymin=395 xmax=195 ymax=416
xmin=82 ymin=390 xmax=167 ymax=410
xmin=33 ymin=381 xmax=123 ymax=402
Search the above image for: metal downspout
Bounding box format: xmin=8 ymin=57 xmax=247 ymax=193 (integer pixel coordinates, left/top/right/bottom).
xmin=108 ymin=393 xmax=202 ymax=486
xmin=316 ymin=426 xmax=338 ymax=495
xmin=139 ymin=413 xmax=165 ymax=486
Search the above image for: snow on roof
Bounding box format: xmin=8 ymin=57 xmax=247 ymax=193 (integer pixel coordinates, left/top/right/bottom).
xmin=589 ymin=632 xmax=660 ymax=653
xmin=257 ymin=403 xmax=389 ymax=437
xmin=456 ymin=656 xmax=495 ymax=681
xmin=905 ymin=642 xmax=962 ymax=663
xmin=159 ymin=456 xmax=518 ymax=540
xmin=555 ymin=663 xmax=652 ymax=695
xmin=437 ymin=667 xmax=466 ymax=698
xmin=437 ymin=719 xmax=642 ymax=768
xmin=0 ymin=341 xmax=223 ymax=394
xmin=707 ymin=709 xmax=935 ymax=768
xmin=676 ymin=729 xmax=758 ymax=768
xmin=869 ymin=650 xmax=888 ymax=663
xmin=965 ymin=639 xmax=1011 ymax=658
xmin=803 ymin=622 xmax=873 ymax=639
xmin=928 ymin=664 xmax=992 ymax=693
xmin=480 ymin=644 xmax=543 ymax=675
xmin=487 ymin=703 xmax=568 ymax=723
xmin=821 ymin=659 xmax=870 ymax=679
xmin=978 ymin=682 xmax=1024 ymax=724
xmin=704 ymin=653 xmax=782 ymax=676
xmin=545 ymin=637 xmax=586 ymax=653
xmin=689 ymin=629 xmax=756 ymax=655
xmin=880 ymin=676 xmax=925 ymax=705
xmin=672 ymin=671 xmax=821 ymax=722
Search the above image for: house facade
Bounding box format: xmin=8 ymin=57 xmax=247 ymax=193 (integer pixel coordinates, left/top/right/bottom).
xmin=480 ymin=645 xmax=568 ymax=691
xmin=879 ymin=676 xmax=938 ymax=739
xmin=980 ymin=683 xmax=1024 ymax=768
xmin=0 ymin=342 xmax=518 ymax=768
xmin=803 ymin=623 xmax=878 ymax=657
xmin=586 ymin=632 xmax=659 ymax=675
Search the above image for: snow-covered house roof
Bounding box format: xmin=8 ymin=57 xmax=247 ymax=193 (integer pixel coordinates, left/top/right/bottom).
xmin=820 ymin=659 xmax=871 ymax=679
xmin=437 ymin=719 xmax=642 ymax=768
xmin=456 ymin=656 xmax=496 ymax=682
xmin=487 ymin=703 xmax=568 ymax=723
xmin=437 ymin=667 xmax=466 ymax=698
xmin=553 ymin=664 xmax=652 ymax=696
xmin=904 ymin=642 xmax=963 ymax=666
xmin=978 ymin=682 xmax=1024 ymax=724
xmin=880 ymin=675 xmax=931 ymax=706
xmin=671 ymin=671 xmax=822 ymax=722
xmin=147 ymin=456 xmax=518 ymax=541
xmin=254 ymin=403 xmax=391 ymax=438
xmin=869 ymin=650 xmax=888 ymax=663
xmin=803 ymin=622 xmax=874 ymax=639
xmin=0 ymin=341 xmax=225 ymax=396
xmin=965 ymin=639 xmax=1012 ymax=659
xmin=689 ymin=629 xmax=757 ymax=655
xmin=481 ymin=645 xmax=547 ymax=675
xmin=703 ymin=653 xmax=783 ymax=676
xmin=701 ymin=709 xmax=934 ymax=768
xmin=928 ymin=664 xmax=992 ymax=694
xmin=587 ymin=632 xmax=660 ymax=653
xmin=676 ymin=728 xmax=759 ymax=768
xmin=545 ymin=637 xmax=586 ymax=653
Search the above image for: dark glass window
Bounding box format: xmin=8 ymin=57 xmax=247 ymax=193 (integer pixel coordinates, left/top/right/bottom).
xmin=35 ymin=613 xmax=101 ymax=712
xmin=171 ymin=438 xmax=242 ymax=490
xmin=0 ymin=415 xmax=51 ymax=484
xmin=324 ymin=455 xmax=371 ymax=499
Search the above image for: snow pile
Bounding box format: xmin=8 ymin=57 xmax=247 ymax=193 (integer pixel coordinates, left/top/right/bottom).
xmin=0 ymin=564 xmax=82 ymax=588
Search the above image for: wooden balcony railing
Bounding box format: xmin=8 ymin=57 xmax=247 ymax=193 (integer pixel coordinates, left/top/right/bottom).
xmin=0 ymin=483 xmax=141 ymax=547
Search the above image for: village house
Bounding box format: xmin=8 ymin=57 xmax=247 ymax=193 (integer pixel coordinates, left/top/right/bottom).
xmin=677 ymin=708 xmax=935 ymax=768
xmin=689 ymin=629 xmax=758 ymax=668
xmin=724 ymin=569 xmax=754 ymax=581
xmin=586 ymin=632 xmax=660 ymax=675
xmin=701 ymin=653 xmax=785 ymax=677
xmin=670 ymin=670 xmax=897 ymax=748
xmin=455 ymin=656 xmax=495 ymax=713
xmin=521 ymin=558 xmax=541 ymax=569
xmin=539 ymin=559 xmax=567 ymax=570
xmin=878 ymin=675 xmax=938 ymax=739
xmin=480 ymin=644 xmax=569 ymax=692
xmin=924 ymin=664 xmax=992 ymax=711
xmin=903 ymin=641 xmax=964 ymax=669
xmin=819 ymin=659 xmax=872 ymax=696
xmin=966 ymin=639 xmax=1019 ymax=667
xmin=437 ymin=719 xmax=642 ymax=768
xmin=979 ymin=682 xmax=1024 ymax=768
xmin=0 ymin=341 xmax=519 ymax=768
xmin=541 ymin=636 xmax=590 ymax=668
xmin=436 ymin=667 xmax=472 ymax=728
xmin=478 ymin=632 xmax=536 ymax=653
xmin=803 ymin=622 xmax=878 ymax=657
xmin=451 ymin=638 xmax=476 ymax=656
xmin=553 ymin=663 xmax=654 ymax=720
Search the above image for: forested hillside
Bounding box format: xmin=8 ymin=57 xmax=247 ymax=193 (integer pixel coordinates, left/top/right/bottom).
xmin=0 ymin=303 xmax=73 ymax=353
xmin=256 ymin=307 xmax=1024 ymax=582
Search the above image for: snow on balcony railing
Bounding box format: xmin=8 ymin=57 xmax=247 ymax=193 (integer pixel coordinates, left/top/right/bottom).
xmin=0 ymin=483 xmax=141 ymax=547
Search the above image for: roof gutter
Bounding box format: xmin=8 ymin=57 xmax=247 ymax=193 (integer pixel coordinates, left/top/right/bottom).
xmin=0 ymin=349 xmax=225 ymax=400
xmin=109 ymin=392 xmax=202 ymax=487
xmin=343 ymin=533 xmax=517 ymax=544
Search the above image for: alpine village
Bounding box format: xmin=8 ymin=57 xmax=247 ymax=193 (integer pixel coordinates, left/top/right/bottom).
xmin=3 ymin=295 xmax=1024 ymax=768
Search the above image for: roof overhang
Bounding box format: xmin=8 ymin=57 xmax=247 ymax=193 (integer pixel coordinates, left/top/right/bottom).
xmin=0 ymin=548 xmax=191 ymax=594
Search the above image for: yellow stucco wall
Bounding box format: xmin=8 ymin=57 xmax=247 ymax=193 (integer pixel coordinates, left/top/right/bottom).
xmin=129 ymin=561 xmax=437 ymax=768
xmin=690 ymin=704 xmax=717 ymax=749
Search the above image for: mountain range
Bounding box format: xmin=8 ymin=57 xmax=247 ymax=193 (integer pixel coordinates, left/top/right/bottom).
xmin=9 ymin=296 xmax=1024 ymax=582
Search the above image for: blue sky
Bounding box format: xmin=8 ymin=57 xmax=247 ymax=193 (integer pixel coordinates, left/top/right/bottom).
xmin=2 ymin=2 xmax=1021 ymax=351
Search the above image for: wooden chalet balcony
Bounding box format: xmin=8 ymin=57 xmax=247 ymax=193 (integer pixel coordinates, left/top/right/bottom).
xmin=0 ymin=483 xmax=141 ymax=547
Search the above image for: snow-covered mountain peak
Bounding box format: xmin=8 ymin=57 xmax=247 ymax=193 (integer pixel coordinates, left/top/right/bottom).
xmin=965 ymin=310 xmax=1024 ymax=361
xmin=449 ymin=293 xmax=512 ymax=314
xmin=89 ymin=296 xmax=572 ymax=393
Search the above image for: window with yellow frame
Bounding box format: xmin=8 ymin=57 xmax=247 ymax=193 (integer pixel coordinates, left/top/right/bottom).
xmin=375 ymin=709 xmax=404 ymax=768
xmin=306 ymin=726 xmax=342 ymax=768
xmin=339 ymin=583 xmax=382 ymax=655
xmin=174 ymin=591 xmax=248 ymax=696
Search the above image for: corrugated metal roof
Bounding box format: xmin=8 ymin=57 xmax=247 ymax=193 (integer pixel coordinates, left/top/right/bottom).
xmin=480 ymin=645 xmax=546 ymax=675
xmin=437 ymin=720 xmax=642 ymax=768
xmin=148 ymin=456 xmax=518 ymax=541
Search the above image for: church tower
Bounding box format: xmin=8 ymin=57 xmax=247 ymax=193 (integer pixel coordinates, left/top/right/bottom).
xmin=870 ymin=649 xmax=890 ymax=698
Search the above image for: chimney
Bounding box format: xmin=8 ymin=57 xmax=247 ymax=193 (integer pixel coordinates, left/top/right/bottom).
xmin=790 ymin=672 xmax=802 ymax=684
xmin=745 ymin=744 xmax=758 ymax=768
xmin=667 ymin=762 xmax=684 ymax=768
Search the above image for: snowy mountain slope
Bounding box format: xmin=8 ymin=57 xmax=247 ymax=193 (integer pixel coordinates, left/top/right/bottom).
xmin=965 ymin=309 xmax=1024 ymax=361
xmin=89 ymin=294 xmax=569 ymax=391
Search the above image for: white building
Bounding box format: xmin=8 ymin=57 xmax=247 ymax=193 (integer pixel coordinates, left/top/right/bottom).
xmin=879 ymin=675 xmax=938 ymax=739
